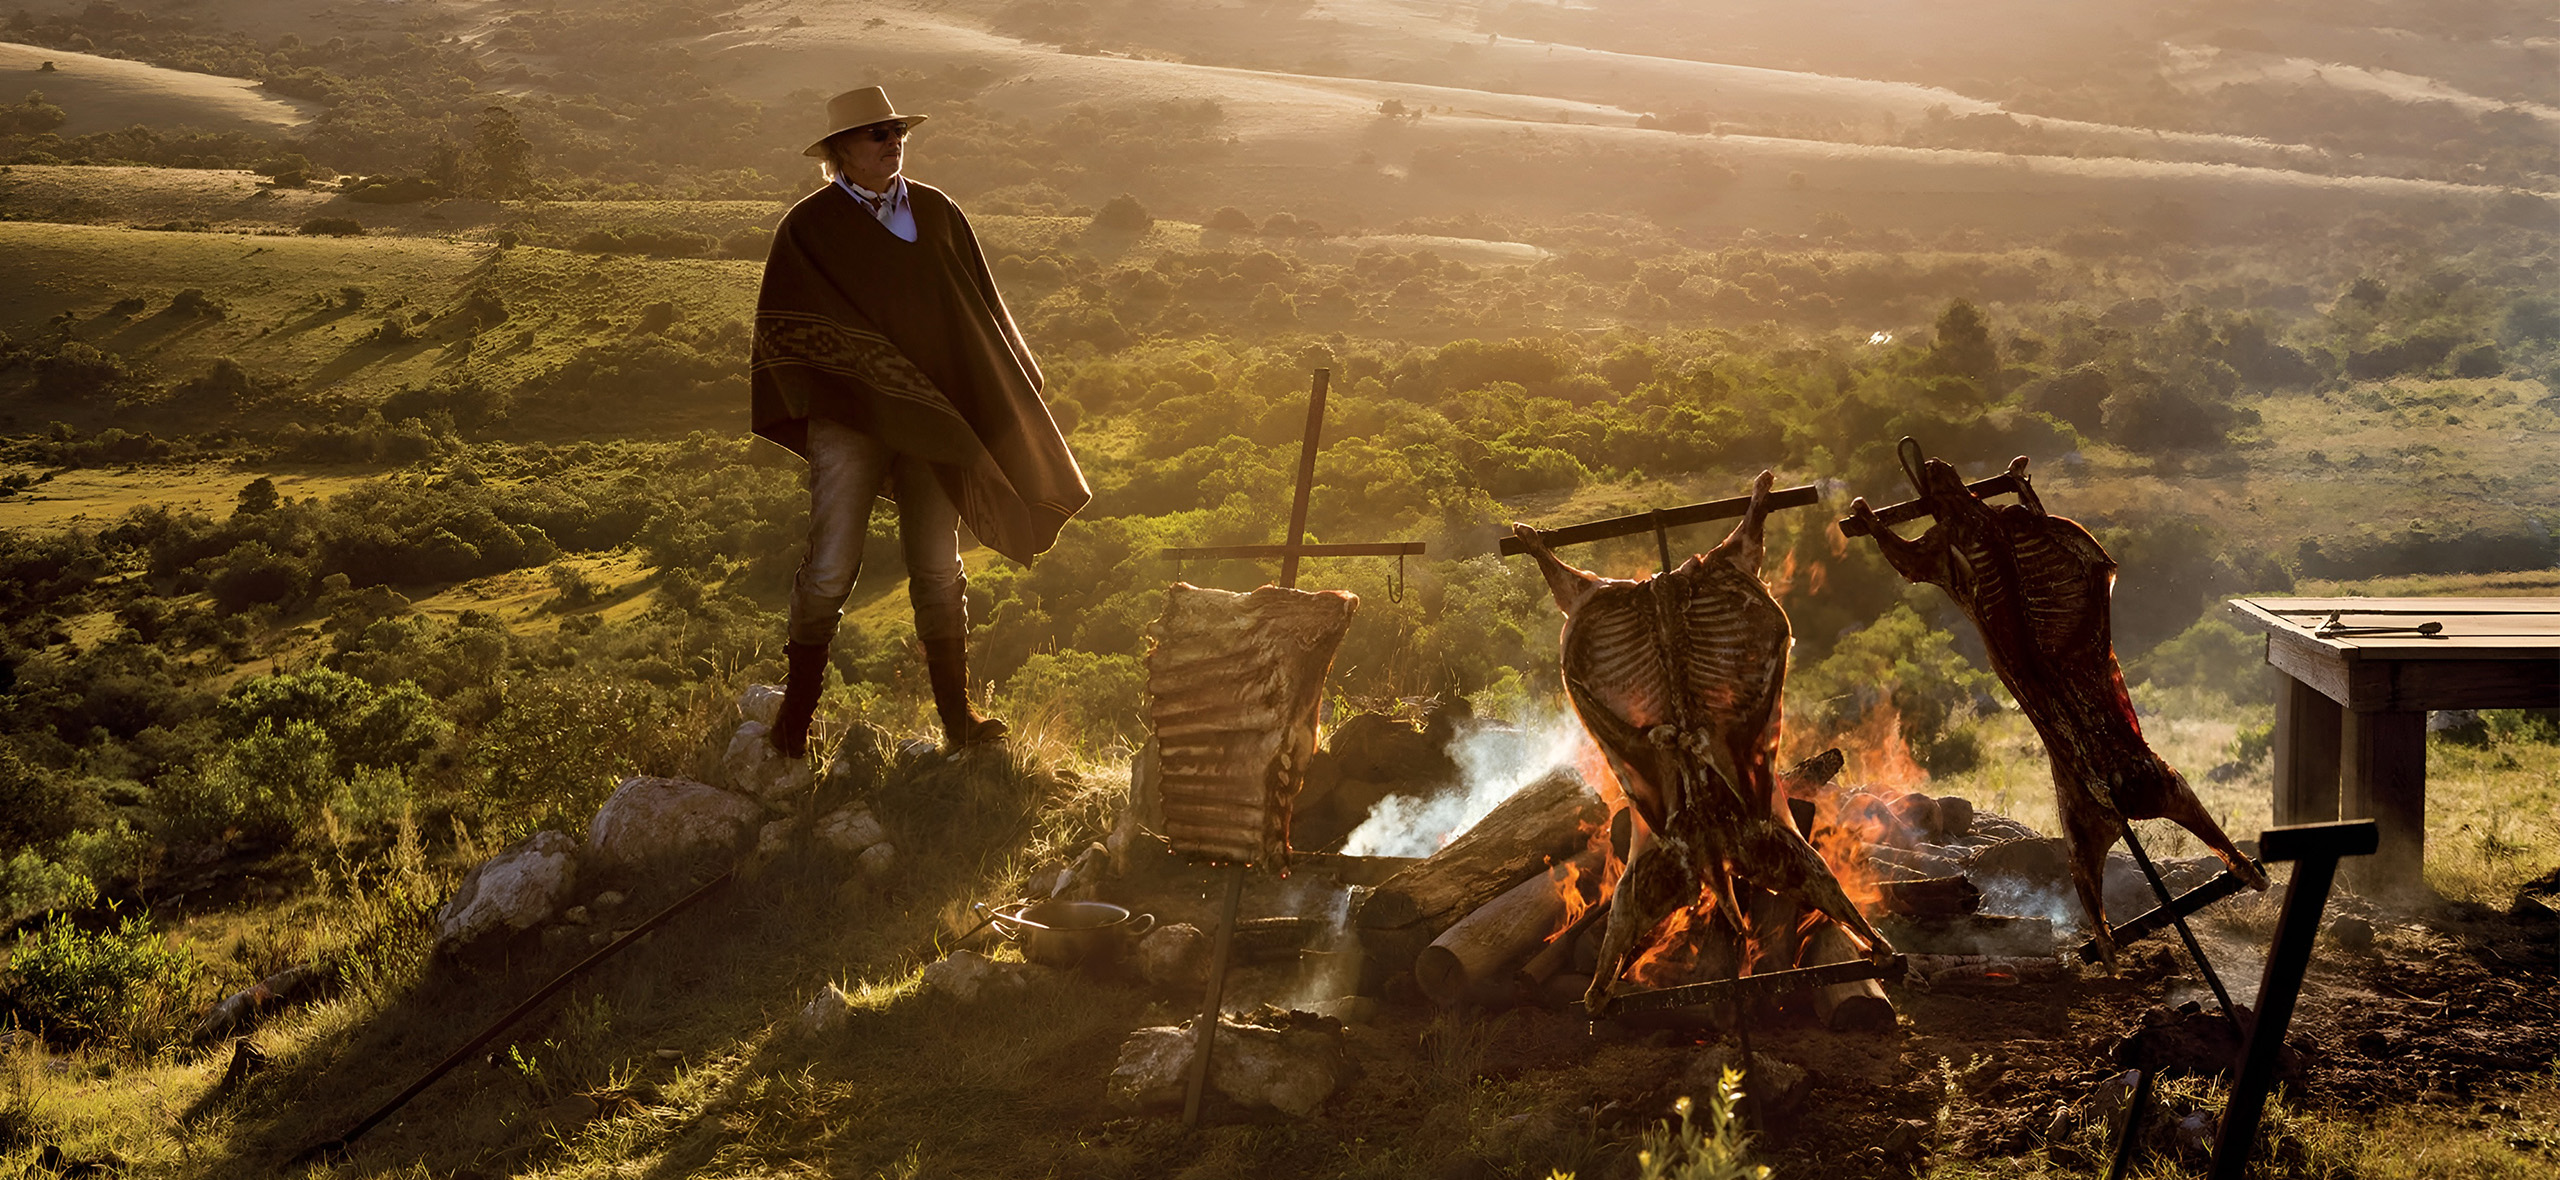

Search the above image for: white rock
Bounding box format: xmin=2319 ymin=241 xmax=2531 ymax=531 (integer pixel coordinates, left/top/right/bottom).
xmin=813 ymin=807 xmax=887 ymax=855
xmin=436 ymin=831 xmax=580 ymax=953
xmin=737 ymin=684 xmax=786 ymax=727
xmin=1106 ymin=1016 xmax=1347 ymax=1118
xmin=585 ymin=777 xmax=765 ymax=874
xmin=590 ymin=891 xmax=626 ymax=912
xmin=726 ymin=722 xmax=817 ymax=803
xmin=920 ymin=950 xmax=1036 ymax=1003
xmin=857 ymin=842 xmax=897 ymax=882
xmin=797 ymin=982 xmax=855 ymax=1036
xmin=1137 ymin=923 xmax=1209 ymax=993
xmin=561 ymin=906 xmax=590 ymax=926
xmin=756 ymin=818 xmax=796 ymax=859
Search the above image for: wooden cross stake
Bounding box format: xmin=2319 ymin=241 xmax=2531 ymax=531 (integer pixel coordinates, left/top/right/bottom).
xmin=1162 ymin=369 xmax=1424 ymax=1128
xmin=1501 ymin=484 xmax=1823 ymax=573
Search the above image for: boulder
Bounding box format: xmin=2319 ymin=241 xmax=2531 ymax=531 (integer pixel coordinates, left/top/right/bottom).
xmin=1106 ymin=1011 xmax=1348 ymax=1117
xmin=726 ymin=722 xmax=816 ymax=804
xmin=920 ymin=950 xmax=1039 ymax=1003
xmin=814 ymin=807 xmax=887 ymax=855
xmin=856 ymin=842 xmax=897 ymax=883
xmin=586 ymin=777 xmax=764 ymax=875
xmin=797 ymin=982 xmax=855 ymax=1036
xmin=753 ymin=818 xmax=796 ymax=863
xmin=1137 ymin=922 xmax=1211 ymax=993
xmin=737 ymin=684 xmax=786 ymax=727
xmin=436 ymin=831 xmax=580 ymax=953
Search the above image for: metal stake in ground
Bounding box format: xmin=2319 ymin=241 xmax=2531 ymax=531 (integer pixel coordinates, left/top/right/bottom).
xmin=2120 ymin=823 xmax=2238 ymax=1031
xmin=291 ymin=868 xmax=735 ymax=1166
xmin=1165 ymin=369 xmax=1424 ymax=1129
xmin=2209 ymin=820 xmax=2377 ymax=1180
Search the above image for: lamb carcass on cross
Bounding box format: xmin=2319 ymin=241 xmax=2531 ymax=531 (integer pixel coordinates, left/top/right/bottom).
xmin=1516 ymin=472 xmax=1894 ymax=1016
xmin=1846 ymin=446 xmax=2268 ymax=959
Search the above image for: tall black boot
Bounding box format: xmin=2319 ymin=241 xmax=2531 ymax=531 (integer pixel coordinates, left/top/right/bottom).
xmin=770 ymin=640 xmax=831 ymax=758
xmin=923 ymin=637 xmax=1007 ymax=750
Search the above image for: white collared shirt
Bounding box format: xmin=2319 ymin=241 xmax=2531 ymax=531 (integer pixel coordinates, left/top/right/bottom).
xmin=836 ymin=174 xmax=917 ymax=242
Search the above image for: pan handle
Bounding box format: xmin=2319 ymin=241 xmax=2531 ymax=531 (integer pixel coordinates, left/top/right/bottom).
xmin=972 ymin=899 xmax=1041 ymax=941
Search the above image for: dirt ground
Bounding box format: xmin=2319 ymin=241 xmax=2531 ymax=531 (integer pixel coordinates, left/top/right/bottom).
xmin=1097 ymin=845 xmax=2560 ymax=1177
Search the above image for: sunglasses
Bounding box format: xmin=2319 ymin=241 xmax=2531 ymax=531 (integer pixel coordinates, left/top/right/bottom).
xmin=855 ymin=122 xmax=909 ymax=143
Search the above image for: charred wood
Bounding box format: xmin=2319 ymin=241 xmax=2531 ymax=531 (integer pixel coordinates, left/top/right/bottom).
xmin=1355 ymin=768 xmax=1603 ymax=940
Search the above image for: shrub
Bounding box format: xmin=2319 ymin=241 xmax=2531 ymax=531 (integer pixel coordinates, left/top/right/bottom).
xmin=168 ymin=719 xmax=338 ymax=841
xmin=173 ymin=357 xmax=263 ymax=407
xmin=1206 ymin=206 xmax=1255 ymax=233
xmin=2130 ymin=616 xmax=2267 ymax=700
xmin=168 ymin=288 xmax=224 ymax=318
xmin=571 ymin=226 xmax=716 ymax=257
xmin=343 ymin=176 xmax=449 ymax=204
xmin=0 ymin=91 xmax=66 ymax=136
xmin=548 ymin=563 xmax=604 ymax=608
xmin=1790 ymin=604 xmax=1997 ymax=773
xmin=998 ymin=650 xmax=1146 ymax=750
xmin=1627 ymin=1068 xmax=1766 ymax=1180
xmin=31 ymin=341 xmax=133 ymax=401
xmin=206 ymin=540 xmax=311 ymax=612
xmin=1089 ymin=193 xmax=1152 ymax=233
xmin=6 ymin=912 xmax=202 ymax=1048
xmin=298 ymin=216 xmax=365 ymax=237
xmin=0 ymin=851 xmax=95 ymax=927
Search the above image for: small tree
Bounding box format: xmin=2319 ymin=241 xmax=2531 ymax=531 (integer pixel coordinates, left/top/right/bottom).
xmin=1089 ymin=193 xmax=1153 ymax=233
xmin=472 ymin=106 xmax=535 ymax=200
xmin=1926 ymin=298 xmax=1998 ymax=387
xmin=235 ymin=475 xmax=280 ymax=516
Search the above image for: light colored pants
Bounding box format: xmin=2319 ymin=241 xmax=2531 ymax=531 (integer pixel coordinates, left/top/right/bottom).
xmin=788 ymin=417 xmax=967 ymax=645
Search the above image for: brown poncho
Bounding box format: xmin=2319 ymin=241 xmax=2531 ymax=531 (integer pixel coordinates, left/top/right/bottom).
xmin=751 ymin=180 xmax=1089 ymax=563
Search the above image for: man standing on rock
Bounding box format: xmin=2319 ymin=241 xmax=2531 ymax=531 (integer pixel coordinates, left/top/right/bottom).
xmin=751 ymin=86 xmax=1089 ymax=756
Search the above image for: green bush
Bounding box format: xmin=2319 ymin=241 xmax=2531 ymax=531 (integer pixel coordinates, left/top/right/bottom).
xmin=2129 ymin=616 xmax=2267 ymax=701
xmin=998 ymin=650 xmax=1146 ymax=750
xmin=6 ymin=912 xmax=201 ymax=1049
xmin=0 ymin=850 xmax=96 ymax=927
xmin=298 ymin=216 xmax=365 ymax=237
xmin=1790 ymin=604 xmax=1996 ymax=774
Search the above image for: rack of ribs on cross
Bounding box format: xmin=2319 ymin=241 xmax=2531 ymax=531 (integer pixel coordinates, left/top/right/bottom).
xmin=1513 ymin=471 xmax=1896 ymax=1017
xmin=1145 ymin=584 xmax=1359 ymax=867
xmin=1843 ymin=440 xmax=2268 ymax=959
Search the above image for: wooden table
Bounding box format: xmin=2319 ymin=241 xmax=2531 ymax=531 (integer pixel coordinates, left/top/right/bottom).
xmin=2227 ymin=597 xmax=2560 ymax=894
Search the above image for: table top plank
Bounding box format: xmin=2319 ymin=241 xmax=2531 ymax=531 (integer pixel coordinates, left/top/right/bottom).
xmin=2231 ymin=596 xmax=2560 ymax=665
xmin=2241 ymin=596 xmax=2560 ymax=616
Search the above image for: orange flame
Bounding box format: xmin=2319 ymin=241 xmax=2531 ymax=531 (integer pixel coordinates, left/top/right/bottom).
xmin=1763 ymin=552 xmax=1829 ymax=609
xmin=1627 ymin=893 xmax=1707 ymax=986
xmin=1790 ymin=700 xmax=1933 ymax=915
xmin=1546 ymin=858 xmax=1590 ymax=940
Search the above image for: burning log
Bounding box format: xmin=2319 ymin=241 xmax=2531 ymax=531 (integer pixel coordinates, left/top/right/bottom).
xmin=1415 ymin=851 xmax=1602 ymax=1006
xmin=1355 ymin=768 xmax=1606 ymax=973
xmin=1805 ymin=923 xmax=1896 ymax=1031
xmin=1517 ymin=898 xmax=1610 ymax=988
xmin=1145 ymin=584 xmax=1358 ymax=865
xmin=1877 ymin=913 xmax=2058 ymax=958
xmin=1873 ymin=874 xmax=1982 ymax=917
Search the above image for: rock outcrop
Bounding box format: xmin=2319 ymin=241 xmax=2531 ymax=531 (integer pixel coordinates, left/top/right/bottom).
xmin=586 ymin=777 xmax=764 ymax=875
xmin=436 ymin=830 xmax=580 ymax=953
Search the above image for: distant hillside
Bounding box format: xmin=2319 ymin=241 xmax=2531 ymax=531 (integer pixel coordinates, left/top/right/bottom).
xmin=0 ymin=41 xmax=314 ymax=136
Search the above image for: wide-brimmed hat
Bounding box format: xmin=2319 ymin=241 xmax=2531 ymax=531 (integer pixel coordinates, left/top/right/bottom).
xmin=802 ymin=86 xmax=928 ymax=158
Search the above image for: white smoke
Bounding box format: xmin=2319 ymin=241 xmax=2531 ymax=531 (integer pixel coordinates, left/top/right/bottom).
xmin=1337 ymin=708 xmax=1586 ymax=857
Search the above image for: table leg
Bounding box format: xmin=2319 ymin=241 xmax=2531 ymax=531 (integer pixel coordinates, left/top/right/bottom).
xmin=2341 ymin=710 xmax=2426 ymax=896
xmin=2271 ymin=676 xmax=2341 ymax=827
